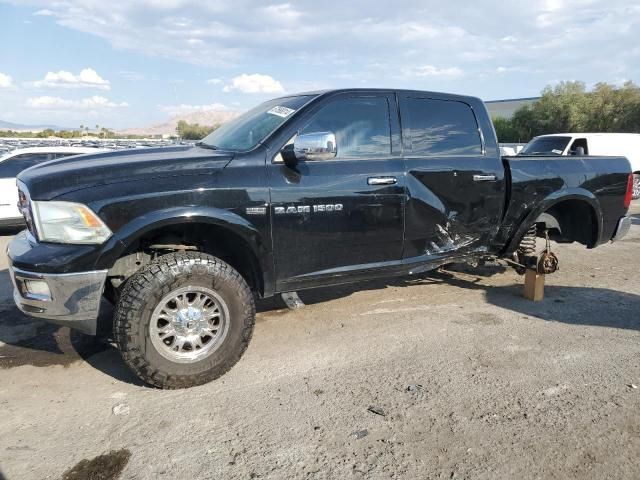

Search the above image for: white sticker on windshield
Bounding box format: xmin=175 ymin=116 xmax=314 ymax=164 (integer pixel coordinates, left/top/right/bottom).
xmin=552 ymin=149 xmax=563 ymax=154
xmin=267 ymin=106 xmax=295 ymax=118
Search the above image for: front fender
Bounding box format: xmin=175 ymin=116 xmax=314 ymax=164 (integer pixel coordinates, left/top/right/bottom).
xmin=504 ymin=188 xmax=603 ymax=254
xmin=93 ymin=206 xmax=274 ymax=294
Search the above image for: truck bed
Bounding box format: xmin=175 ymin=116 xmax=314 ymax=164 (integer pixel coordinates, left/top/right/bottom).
xmin=496 ymin=154 xmax=631 ymax=253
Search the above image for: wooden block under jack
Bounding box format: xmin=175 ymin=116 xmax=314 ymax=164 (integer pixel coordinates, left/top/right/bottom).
xmin=523 ymin=269 xmax=545 ymax=301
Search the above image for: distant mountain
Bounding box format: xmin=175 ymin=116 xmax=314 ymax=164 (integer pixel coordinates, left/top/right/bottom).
xmin=0 ymin=120 xmax=71 ymax=131
xmin=118 ymin=110 xmax=241 ymax=136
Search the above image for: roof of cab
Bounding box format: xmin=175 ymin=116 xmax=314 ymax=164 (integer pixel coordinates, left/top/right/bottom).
xmin=275 ymin=88 xmax=483 ymax=104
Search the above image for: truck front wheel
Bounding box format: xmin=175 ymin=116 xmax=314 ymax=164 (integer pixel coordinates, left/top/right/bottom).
xmin=114 ymin=252 xmax=255 ymax=389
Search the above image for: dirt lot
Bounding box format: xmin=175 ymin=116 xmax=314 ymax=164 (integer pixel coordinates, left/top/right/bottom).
xmin=1 ymin=205 xmax=639 ymax=480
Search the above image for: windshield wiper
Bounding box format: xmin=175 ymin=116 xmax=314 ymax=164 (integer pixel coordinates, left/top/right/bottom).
xmin=195 ymin=141 xmax=217 ymax=150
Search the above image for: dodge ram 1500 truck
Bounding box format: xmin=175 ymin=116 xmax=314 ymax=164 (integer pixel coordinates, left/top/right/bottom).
xmin=8 ymin=89 xmax=633 ymax=389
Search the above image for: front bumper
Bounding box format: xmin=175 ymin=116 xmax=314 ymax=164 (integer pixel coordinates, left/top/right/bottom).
xmin=611 ymin=216 xmax=631 ymax=242
xmin=9 ymin=263 xmax=107 ymax=336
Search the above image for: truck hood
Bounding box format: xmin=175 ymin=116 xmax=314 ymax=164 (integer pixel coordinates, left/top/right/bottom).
xmin=18 ymin=145 xmax=234 ymax=200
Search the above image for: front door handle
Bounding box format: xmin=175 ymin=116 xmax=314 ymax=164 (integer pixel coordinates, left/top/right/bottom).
xmin=473 ymin=174 xmax=497 ymax=182
xmin=368 ymin=176 xmax=397 ymax=186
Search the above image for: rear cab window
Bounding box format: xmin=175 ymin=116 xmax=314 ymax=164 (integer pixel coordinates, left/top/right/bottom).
xmin=400 ymin=97 xmax=483 ymax=156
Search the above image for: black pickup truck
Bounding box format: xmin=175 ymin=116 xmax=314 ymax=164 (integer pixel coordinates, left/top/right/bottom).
xmin=8 ymin=89 xmax=633 ymax=388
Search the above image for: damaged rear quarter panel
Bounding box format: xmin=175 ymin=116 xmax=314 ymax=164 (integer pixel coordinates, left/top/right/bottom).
xmin=497 ymin=155 xmax=631 ymax=253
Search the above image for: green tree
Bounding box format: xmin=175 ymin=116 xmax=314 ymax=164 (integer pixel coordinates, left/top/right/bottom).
xmin=176 ymin=120 xmax=217 ymax=140
xmin=492 ymin=80 xmax=640 ymax=143
xmin=586 ymin=81 xmax=640 ymax=132
xmin=532 ymin=81 xmax=590 ymax=134
xmin=492 ymin=116 xmax=520 ymax=143
xmin=36 ymin=128 xmax=56 ymax=138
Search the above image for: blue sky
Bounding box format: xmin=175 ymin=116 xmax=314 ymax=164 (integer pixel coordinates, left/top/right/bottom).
xmin=0 ymin=0 xmax=638 ymax=129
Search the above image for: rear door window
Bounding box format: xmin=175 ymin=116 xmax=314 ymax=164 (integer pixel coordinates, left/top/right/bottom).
xmin=402 ymin=97 xmax=482 ymax=156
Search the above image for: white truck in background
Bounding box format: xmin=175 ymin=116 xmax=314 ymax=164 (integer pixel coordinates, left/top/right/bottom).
xmin=520 ymin=133 xmax=640 ymax=198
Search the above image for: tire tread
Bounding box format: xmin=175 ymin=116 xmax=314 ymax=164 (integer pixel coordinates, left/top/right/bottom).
xmin=113 ymin=251 xmax=255 ymax=389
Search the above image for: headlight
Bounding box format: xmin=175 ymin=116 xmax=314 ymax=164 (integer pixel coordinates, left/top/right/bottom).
xmin=31 ymin=201 xmax=112 ymax=244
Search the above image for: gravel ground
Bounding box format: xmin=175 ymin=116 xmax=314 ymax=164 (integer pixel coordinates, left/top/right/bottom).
xmin=0 ymin=204 xmax=639 ymax=480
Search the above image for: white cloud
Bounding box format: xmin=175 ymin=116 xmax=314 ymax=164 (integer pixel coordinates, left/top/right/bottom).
xmin=0 ymin=73 xmax=13 ymax=88
xmin=33 ymin=9 xmax=54 ymax=16
xmin=495 ymin=65 xmax=535 ymax=74
xmin=222 ymin=74 xmax=284 ymax=94
xmin=404 ymin=65 xmax=464 ymax=78
xmin=32 ymin=68 xmax=111 ymax=90
xmin=206 ymin=78 xmax=223 ymax=85
xmin=261 ymin=4 xmax=302 ymax=23
xmin=9 ymin=0 xmax=640 ymax=102
xmin=26 ymin=95 xmax=129 ymax=109
xmin=119 ymin=70 xmax=144 ymax=81
xmin=158 ymin=103 xmax=229 ymax=115
xmin=17 ymin=1 xmax=637 ymax=74
xmin=398 ymin=23 xmax=466 ymax=42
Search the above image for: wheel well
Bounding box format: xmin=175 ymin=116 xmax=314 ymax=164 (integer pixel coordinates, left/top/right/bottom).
xmin=536 ymin=199 xmax=598 ymax=247
xmin=108 ymin=223 xmax=264 ymax=297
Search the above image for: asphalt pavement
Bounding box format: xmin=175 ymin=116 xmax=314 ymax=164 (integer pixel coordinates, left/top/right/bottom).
xmin=0 ymin=203 xmax=639 ymax=479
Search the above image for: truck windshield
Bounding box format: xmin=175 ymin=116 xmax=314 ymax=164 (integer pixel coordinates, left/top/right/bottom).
xmin=520 ymin=136 xmax=571 ymax=156
xmin=199 ymin=95 xmax=317 ymax=151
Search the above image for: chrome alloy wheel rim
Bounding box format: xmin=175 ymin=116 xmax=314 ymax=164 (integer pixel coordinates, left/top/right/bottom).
xmin=149 ymin=286 xmax=229 ymax=363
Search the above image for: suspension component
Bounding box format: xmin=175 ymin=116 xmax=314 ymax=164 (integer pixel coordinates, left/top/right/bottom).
xmin=512 ymin=224 xmax=538 ymax=274
xmin=537 ymin=252 xmax=559 ymax=274
xmin=511 ymin=224 xmax=559 ymax=274
xmin=518 ymin=224 xmax=537 ymax=256
xmin=537 ymin=229 xmax=559 ymax=274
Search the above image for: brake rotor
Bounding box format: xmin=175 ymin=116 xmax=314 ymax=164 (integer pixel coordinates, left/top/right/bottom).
xmin=537 ymin=251 xmax=559 ymax=274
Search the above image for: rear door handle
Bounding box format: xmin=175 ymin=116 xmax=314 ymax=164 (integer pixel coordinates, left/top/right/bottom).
xmin=473 ymin=174 xmax=497 ymax=182
xmin=368 ymin=176 xmax=397 ymax=185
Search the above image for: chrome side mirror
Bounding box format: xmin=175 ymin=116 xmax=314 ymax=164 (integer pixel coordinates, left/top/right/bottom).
xmin=294 ymin=131 xmax=337 ymax=161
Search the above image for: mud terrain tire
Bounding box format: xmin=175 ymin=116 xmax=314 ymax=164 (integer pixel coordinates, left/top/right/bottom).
xmin=114 ymin=252 xmax=255 ymax=389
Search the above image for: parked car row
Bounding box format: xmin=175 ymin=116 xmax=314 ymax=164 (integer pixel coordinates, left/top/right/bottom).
xmin=0 ymin=138 xmax=185 ymax=157
xmin=0 ymin=139 xmax=200 ymax=228
xmin=0 ymin=146 xmax=110 ymax=227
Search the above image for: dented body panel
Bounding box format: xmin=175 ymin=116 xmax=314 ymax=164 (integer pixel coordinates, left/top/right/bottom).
xmin=400 ymin=91 xmax=506 ymax=261
xmin=9 ymin=88 xmax=632 ymax=308
xmin=498 ymin=155 xmax=631 ymax=254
